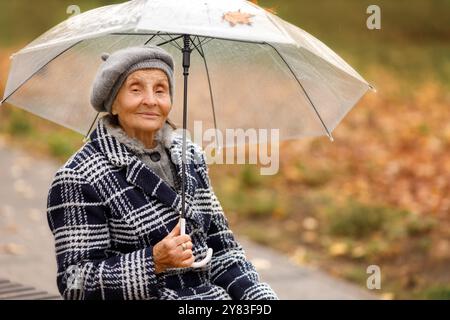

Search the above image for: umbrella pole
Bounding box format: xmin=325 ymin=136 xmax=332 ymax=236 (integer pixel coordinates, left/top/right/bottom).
xmin=180 ymin=34 xmax=213 ymax=269
xmin=180 ymin=35 xmax=190 ymax=225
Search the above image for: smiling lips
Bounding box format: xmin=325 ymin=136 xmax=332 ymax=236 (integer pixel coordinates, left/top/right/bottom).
xmin=138 ymin=112 xmax=159 ymax=119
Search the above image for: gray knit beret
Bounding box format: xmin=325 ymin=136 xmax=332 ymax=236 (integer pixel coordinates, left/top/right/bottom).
xmin=90 ymin=46 xmax=175 ymax=114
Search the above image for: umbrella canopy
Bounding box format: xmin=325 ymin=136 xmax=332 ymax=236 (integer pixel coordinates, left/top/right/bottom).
xmin=1 ymin=0 xmax=375 ymax=269
xmin=1 ymin=0 xmax=373 ymax=147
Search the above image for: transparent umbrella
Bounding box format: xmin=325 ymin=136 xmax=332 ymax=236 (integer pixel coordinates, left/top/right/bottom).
xmin=1 ymin=0 xmax=374 ymax=268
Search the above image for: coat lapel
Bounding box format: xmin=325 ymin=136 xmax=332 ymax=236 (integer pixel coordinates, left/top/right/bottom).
xmin=89 ymin=117 xmax=203 ymax=230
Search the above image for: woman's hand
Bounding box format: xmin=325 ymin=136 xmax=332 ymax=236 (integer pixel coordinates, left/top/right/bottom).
xmin=153 ymin=222 xmax=194 ymax=274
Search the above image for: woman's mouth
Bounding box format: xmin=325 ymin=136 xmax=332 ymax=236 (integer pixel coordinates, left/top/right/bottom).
xmin=138 ymin=113 xmax=160 ymax=119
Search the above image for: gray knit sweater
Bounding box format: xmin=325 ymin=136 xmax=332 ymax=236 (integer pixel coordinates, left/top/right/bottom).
xmin=101 ymin=115 xmax=179 ymax=191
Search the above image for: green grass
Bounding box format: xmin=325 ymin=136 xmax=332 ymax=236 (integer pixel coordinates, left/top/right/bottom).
xmin=327 ymin=202 xmax=436 ymax=242
xmin=418 ymin=285 xmax=450 ymax=300
xmin=326 ymin=201 xmax=387 ymax=238
xmin=240 ymin=164 xmax=263 ymax=188
xmin=342 ymin=265 xmax=370 ymax=285
xmin=0 ymin=106 xmax=83 ymax=162
xmin=220 ymin=187 xmax=283 ymax=219
xmin=7 ymin=110 xmax=33 ymax=136
xmin=405 ymin=215 xmax=437 ymax=237
xmin=296 ymin=162 xmax=333 ymax=188
xmin=46 ymin=134 xmax=77 ymax=159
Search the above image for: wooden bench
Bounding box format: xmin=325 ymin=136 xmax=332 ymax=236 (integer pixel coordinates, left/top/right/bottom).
xmin=0 ymin=279 xmax=61 ymax=300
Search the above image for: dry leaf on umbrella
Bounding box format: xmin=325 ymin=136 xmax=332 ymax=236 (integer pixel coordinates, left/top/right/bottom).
xmin=223 ymin=10 xmax=255 ymax=27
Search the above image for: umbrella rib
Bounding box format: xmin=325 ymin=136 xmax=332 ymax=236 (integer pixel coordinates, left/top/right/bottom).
xmin=185 ymin=35 xmax=220 ymax=150
xmin=112 ymin=32 xmax=265 ymax=46
xmin=1 ymin=40 xmax=83 ymax=106
xmin=165 ymin=34 xmax=184 ymax=50
xmin=192 ymin=36 xmax=215 ymax=56
xmin=195 ymin=37 xmax=220 ymax=151
xmin=155 ymin=34 xmax=183 ymax=50
xmin=263 ymin=42 xmax=334 ymax=141
xmin=199 ymin=37 xmax=214 ymax=47
xmin=83 ymin=112 xmax=100 ymax=142
xmin=190 ymin=36 xmax=204 ymax=58
xmin=0 ymin=34 xmax=180 ymax=106
xmin=112 ymin=32 xmax=182 ymax=36
xmin=144 ymin=31 xmax=160 ymax=45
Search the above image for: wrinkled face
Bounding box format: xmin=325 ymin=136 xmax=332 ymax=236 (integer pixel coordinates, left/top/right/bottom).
xmin=112 ymin=69 xmax=172 ymax=134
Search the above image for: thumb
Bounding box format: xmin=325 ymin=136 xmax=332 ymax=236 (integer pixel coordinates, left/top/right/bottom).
xmin=167 ymin=222 xmax=181 ymax=238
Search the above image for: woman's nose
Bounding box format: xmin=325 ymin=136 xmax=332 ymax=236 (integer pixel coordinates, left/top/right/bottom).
xmin=142 ymin=90 xmax=157 ymax=105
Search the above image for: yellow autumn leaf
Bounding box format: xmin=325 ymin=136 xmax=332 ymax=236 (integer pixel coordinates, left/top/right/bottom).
xmin=222 ymin=10 xmax=255 ymax=27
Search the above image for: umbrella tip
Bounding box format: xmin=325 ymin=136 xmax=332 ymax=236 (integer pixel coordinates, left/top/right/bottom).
xmin=369 ymin=84 xmax=377 ymax=93
xmin=214 ymin=138 xmax=223 ymax=155
xmin=328 ymin=134 xmax=335 ymax=142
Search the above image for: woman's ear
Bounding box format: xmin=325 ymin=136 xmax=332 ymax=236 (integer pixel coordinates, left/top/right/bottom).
xmin=111 ymin=103 xmax=118 ymax=116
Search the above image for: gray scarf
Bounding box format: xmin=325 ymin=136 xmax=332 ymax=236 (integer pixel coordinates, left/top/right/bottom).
xmin=101 ymin=114 xmax=179 ymax=191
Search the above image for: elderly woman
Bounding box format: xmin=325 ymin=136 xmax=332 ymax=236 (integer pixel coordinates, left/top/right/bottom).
xmin=46 ymin=46 xmax=278 ymax=300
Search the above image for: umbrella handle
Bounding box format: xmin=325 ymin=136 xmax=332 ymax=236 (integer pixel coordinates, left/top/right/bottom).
xmin=180 ymin=218 xmax=213 ymax=269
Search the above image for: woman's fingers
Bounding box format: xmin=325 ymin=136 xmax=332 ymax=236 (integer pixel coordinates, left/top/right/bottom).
xmin=167 ymin=222 xmax=181 ymax=238
xmin=177 ymin=241 xmax=193 ymax=253
xmin=180 ymin=255 xmax=195 ymax=268
xmin=180 ymin=249 xmax=193 ymax=260
xmin=173 ymin=234 xmax=191 ymax=247
xmin=154 ymin=228 xmax=198 ymax=272
xmin=185 ymin=241 xmax=193 ymax=250
xmin=155 ymin=231 xmax=196 ymax=270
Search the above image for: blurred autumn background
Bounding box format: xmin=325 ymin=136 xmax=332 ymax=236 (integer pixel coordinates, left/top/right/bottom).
xmin=0 ymin=0 xmax=449 ymax=299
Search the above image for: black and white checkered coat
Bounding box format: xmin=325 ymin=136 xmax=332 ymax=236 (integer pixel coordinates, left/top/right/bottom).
xmin=46 ymin=118 xmax=277 ymax=300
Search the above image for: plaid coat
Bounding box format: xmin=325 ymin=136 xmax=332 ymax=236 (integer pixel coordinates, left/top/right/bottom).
xmin=46 ymin=118 xmax=277 ymax=300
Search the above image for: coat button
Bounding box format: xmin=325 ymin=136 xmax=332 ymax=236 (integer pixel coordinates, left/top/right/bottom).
xmin=149 ymin=151 xmax=161 ymax=162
